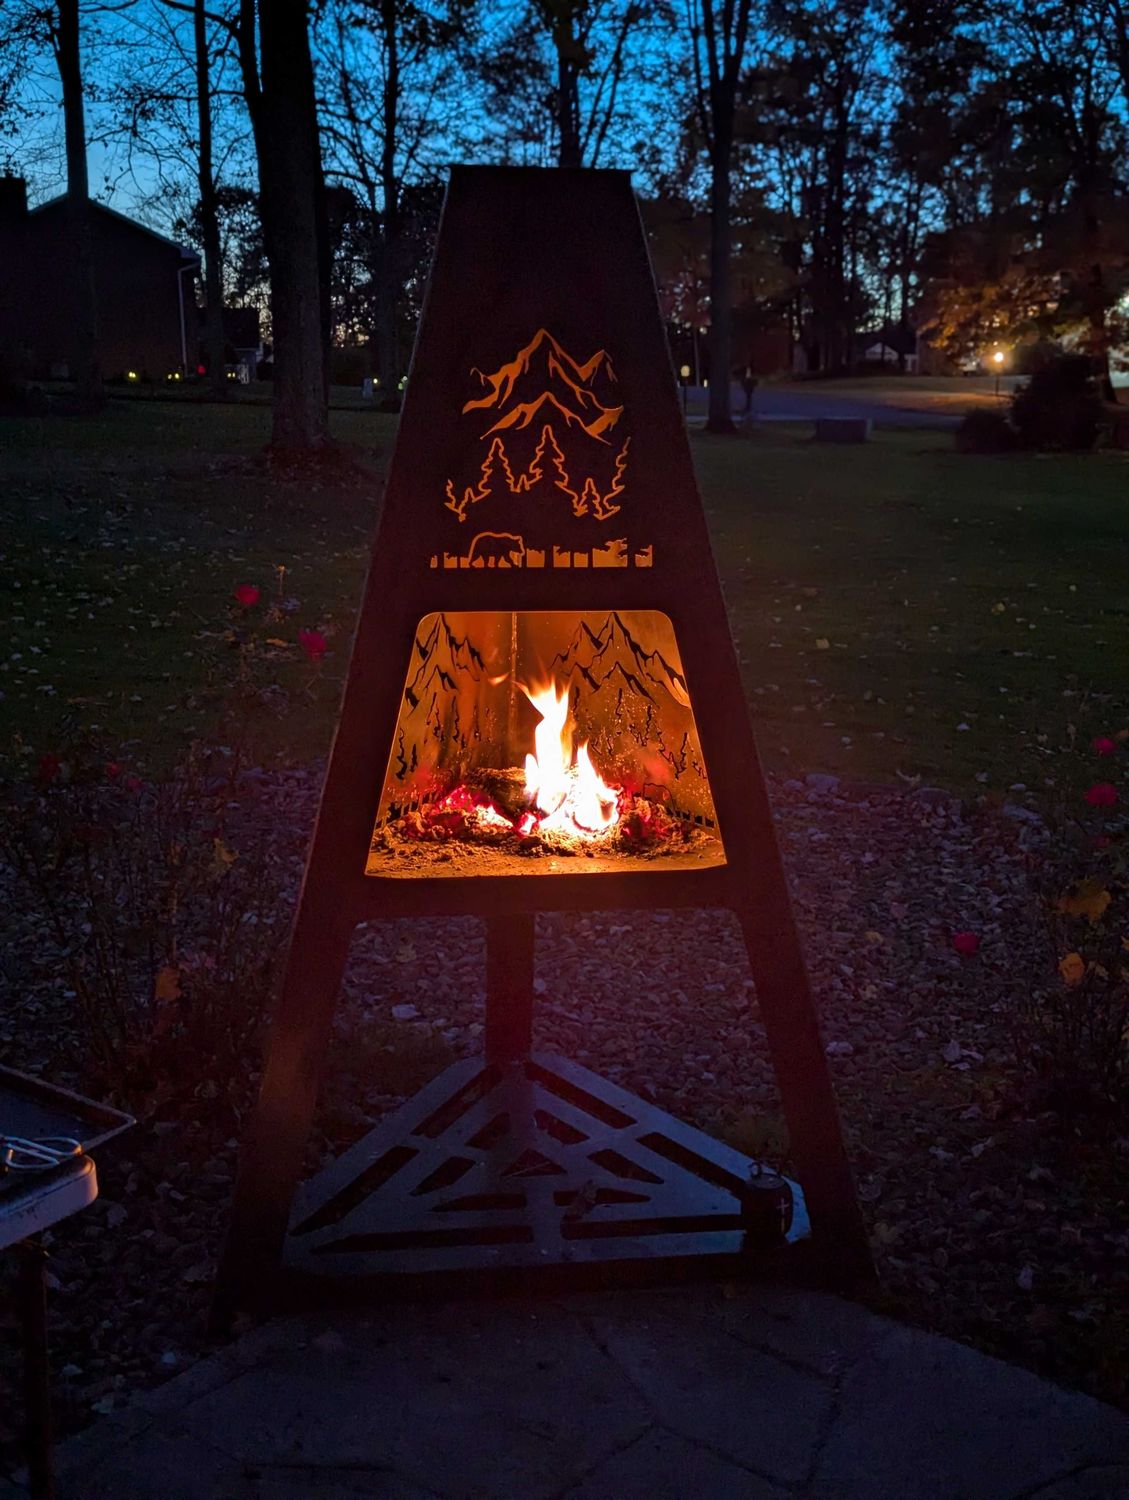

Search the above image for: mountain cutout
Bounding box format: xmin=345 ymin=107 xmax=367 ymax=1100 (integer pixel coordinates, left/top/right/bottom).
xmin=464 ymin=329 xmax=623 ymax=443
xmin=550 ymin=613 xmax=692 ymax=709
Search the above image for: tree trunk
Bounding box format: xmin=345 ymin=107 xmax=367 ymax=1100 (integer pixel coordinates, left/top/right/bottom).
xmin=546 ymin=3 xmax=582 ymax=169
xmin=375 ymin=0 xmax=401 ymax=398
xmin=256 ymin=0 xmax=329 ymax=453
xmin=558 ymin=50 xmax=582 ymax=167
xmin=374 ymin=247 xmax=397 ymax=397
xmin=825 ymin=107 xmax=848 ymax=374
xmin=194 ymin=0 xmax=228 ymax=397
xmin=56 ymin=0 xmax=100 ymax=402
xmin=706 ymin=123 xmax=734 ymax=433
xmin=1079 ymin=188 xmax=1116 ymax=403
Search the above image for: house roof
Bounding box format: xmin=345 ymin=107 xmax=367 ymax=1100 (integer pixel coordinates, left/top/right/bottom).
xmin=30 ymin=193 xmax=199 ymax=263
xmin=858 ymin=324 xmax=918 ymax=356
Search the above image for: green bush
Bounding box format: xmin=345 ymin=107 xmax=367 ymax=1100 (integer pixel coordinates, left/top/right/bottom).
xmin=955 ymin=407 xmax=1017 ymax=453
xmin=1011 ymin=354 xmax=1105 ymax=452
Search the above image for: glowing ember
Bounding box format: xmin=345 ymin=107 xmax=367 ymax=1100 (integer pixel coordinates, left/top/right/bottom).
xmin=521 ymin=680 xmax=620 ymax=835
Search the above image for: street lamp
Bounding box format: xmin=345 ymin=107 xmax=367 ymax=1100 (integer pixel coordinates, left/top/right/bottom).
xmin=992 ymin=349 xmax=1005 ymax=400
xmin=680 ymin=362 xmax=691 ymax=416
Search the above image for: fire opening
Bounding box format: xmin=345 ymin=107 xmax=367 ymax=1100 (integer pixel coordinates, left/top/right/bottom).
xmin=367 ymin=610 xmax=724 ymax=876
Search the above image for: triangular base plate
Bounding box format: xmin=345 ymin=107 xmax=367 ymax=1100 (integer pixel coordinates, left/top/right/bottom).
xmin=285 ymin=1053 xmax=808 ymax=1284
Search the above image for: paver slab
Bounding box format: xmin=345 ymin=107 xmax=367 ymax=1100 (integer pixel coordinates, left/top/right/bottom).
xmin=44 ymin=1289 xmax=1129 ymax=1500
xmin=59 ymin=1427 xmax=255 ymax=1500
xmin=1024 ymin=1466 xmax=1129 ymax=1500
xmin=170 ymin=1301 xmax=650 ymax=1500
xmin=256 ymin=1465 xmax=443 ymax=1499
xmin=812 ymin=1322 xmax=1129 ymax=1500
xmin=586 ymin=1301 xmax=834 ymax=1487
xmin=563 ymin=1428 xmax=787 ymax=1499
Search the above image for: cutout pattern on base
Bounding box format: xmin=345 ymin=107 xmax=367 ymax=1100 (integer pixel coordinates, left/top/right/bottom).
xmin=286 ymin=1054 xmax=808 ymax=1280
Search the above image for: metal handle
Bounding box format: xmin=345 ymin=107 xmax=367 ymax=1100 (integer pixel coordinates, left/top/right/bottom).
xmin=0 ymin=1136 xmax=83 ymax=1173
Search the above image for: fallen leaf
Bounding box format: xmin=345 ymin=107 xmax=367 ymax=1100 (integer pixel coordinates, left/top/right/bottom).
xmin=154 ymin=966 xmax=180 ymax=1004
xmin=1057 ymin=879 xmax=1112 ymax=924
xmin=1059 ymin=952 xmax=1086 ymax=986
xmin=211 ymin=837 xmax=239 ymax=873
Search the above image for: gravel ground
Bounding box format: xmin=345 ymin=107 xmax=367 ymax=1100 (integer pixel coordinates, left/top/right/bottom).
xmin=2 ymin=767 xmax=1127 ymax=1478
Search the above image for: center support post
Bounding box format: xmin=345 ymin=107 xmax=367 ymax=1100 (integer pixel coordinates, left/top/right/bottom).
xmin=485 ymin=913 xmax=535 ymax=1064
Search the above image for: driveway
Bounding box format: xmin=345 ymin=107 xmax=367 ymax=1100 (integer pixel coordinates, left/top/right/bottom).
xmin=683 ymin=383 xmax=962 ymax=429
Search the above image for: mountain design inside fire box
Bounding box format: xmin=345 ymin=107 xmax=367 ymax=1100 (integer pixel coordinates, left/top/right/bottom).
xmin=433 ymin=331 xmax=653 ymax=573
xmin=366 ymin=610 xmax=724 ymax=876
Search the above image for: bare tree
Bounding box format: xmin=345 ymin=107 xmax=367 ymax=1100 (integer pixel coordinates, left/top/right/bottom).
xmin=233 ymin=0 xmax=329 ymax=452
xmin=192 ymin=0 xmax=227 ymax=394
xmin=318 ymin=0 xmax=471 ymax=397
xmin=54 ymin=0 xmax=102 ymax=400
xmin=474 ymin=1 xmax=667 ymax=170
xmin=97 ymin=0 xmax=248 ymax=389
xmin=686 ymin=0 xmax=756 ymax=432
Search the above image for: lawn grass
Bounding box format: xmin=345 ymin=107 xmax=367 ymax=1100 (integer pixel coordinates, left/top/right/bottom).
xmin=703 ymin=424 xmax=1129 ymax=792
xmin=2 ymin=399 xmax=1128 ymax=795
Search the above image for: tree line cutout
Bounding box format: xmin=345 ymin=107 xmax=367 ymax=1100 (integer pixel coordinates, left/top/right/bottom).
xmin=444 ymin=424 xmax=629 ymax=525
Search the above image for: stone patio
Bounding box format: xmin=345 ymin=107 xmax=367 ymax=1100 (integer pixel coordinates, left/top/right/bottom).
xmin=9 ymin=1284 xmax=1129 ymax=1499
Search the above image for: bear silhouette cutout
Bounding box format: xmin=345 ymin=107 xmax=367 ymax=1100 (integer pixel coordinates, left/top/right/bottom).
xmin=468 ymin=531 xmax=526 ymax=568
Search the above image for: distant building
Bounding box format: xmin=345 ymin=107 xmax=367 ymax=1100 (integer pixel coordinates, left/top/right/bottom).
xmin=0 ymin=174 xmax=198 ymax=381
xmin=855 ymin=325 xmax=921 ymax=373
xmin=196 ymin=304 xmax=264 ymax=381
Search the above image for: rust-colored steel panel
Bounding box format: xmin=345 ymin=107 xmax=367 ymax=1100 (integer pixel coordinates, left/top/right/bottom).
xmin=213 ymin=168 xmax=870 ymax=1327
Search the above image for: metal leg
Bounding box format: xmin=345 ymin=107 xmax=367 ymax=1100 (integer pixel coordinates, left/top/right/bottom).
xmin=211 ymin=902 xmax=356 ymax=1334
xmin=484 ymin=913 xmax=535 ymax=1064
xmin=735 ymin=903 xmax=874 ymax=1287
xmin=17 ymin=1238 xmax=54 ymax=1500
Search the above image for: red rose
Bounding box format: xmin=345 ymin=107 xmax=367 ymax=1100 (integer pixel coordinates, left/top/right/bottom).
xmin=1085 ymin=783 xmax=1118 ymax=808
xmin=105 ymin=761 xmax=122 ymax=780
xmin=952 ymin=930 xmax=981 ymax=956
xmin=234 ymin=583 xmax=260 ymax=608
xmin=299 ymin=629 xmax=327 ymax=662
xmin=1092 ymin=736 xmax=1116 ymax=757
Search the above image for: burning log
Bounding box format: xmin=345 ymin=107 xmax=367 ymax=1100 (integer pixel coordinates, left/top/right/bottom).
xmin=463 ymin=767 xmax=530 ymax=824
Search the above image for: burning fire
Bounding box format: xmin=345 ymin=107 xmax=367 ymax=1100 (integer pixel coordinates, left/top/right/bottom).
xmin=520 ymin=680 xmax=620 ymax=836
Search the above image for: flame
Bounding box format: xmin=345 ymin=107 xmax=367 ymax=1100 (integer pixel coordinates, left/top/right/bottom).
xmin=521 ymin=680 xmax=620 ymax=835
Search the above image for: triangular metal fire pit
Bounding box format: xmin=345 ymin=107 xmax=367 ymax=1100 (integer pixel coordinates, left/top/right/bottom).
xmin=215 ymin=168 xmax=869 ymax=1323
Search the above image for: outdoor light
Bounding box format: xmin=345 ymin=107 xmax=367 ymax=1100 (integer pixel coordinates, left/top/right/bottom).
xmin=217 ymin=168 xmax=869 ymax=1321
xmin=126 ymin=370 xmax=138 ymax=382
xmin=680 ymin=363 xmax=690 ymax=379
xmin=992 ymin=349 xmax=1006 ymax=399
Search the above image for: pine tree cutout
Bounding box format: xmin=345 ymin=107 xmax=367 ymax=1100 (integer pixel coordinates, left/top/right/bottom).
xmin=481 ymin=436 xmax=516 ymax=494
xmin=444 ymin=437 xmax=516 ymax=521
xmin=512 ymin=427 xmax=548 ymax=492
xmin=593 ymin=436 xmax=629 ymax=520
xmin=543 ymin=425 xmax=578 ymax=509
xmin=575 ymin=477 xmax=599 ymax=517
